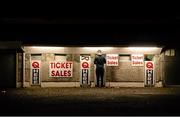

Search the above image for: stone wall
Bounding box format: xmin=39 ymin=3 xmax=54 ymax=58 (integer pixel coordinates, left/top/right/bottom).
xmin=23 ymin=47 xmax=162 ymax=87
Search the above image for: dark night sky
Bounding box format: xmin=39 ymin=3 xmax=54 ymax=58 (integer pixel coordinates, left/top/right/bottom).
xmin=0 ymin=5 xmax=179 ymax=47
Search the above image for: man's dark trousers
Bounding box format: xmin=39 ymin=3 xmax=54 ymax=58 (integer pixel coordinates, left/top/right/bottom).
xmin=96 ymin=68 xmax=104 ymax=87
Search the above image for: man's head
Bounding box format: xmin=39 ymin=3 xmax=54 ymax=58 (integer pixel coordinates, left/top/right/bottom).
xmin=97 ymin=50 xmax=102 ymax=55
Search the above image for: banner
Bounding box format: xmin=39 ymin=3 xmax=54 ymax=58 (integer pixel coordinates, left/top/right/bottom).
xmin=49 ymin=61 xmax=73 ymax=77
xmin=31 ymin=60 xmax=41 ymax=85
xmin=80 ymin=55 xmax=91 ymax=85
xmin=106 ymin=54 xmax=119 ymax=66
xmin=131 ymin=54 xmax=144 ymax=66
xmin=145 ymin=61 xmax=154 ymax=86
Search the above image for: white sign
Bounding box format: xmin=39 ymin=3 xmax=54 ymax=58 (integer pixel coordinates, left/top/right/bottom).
xmin=80 ymin=55 xmax=91 ymax=85
xmin=145 ymin=61 xmax=154 ymax=85
xmin=131 ymin=54 xmax=144 ymax=66
xmin=49 ymin=61 xmax=73 ymax=77
xmin=106 ymin=54 xmax=119 ymax=66
xmin=80 ymin=56 xmax=91 ymax=69
xmin=31 ymin=60 xmax=41 ymax=85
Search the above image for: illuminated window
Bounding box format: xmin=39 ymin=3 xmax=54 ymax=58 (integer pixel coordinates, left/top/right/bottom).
xmin=165 ymin=49 xmax=175 ymax=56
xmin=119 ymin=54 xmax=131 ymax=62
xmin=170 ymin=49 xmax=175 ymax=56
xmin=54 ymin=54 xmax=67 ymax=61
xmin=144 ymin=54 xmax=154 ymax=61
xmin=31 ymin=54 xmax=42 ymax=60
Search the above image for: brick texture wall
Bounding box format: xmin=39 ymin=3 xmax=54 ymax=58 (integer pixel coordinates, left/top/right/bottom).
xmin=24 ymin=47 xmax=161 ymax=84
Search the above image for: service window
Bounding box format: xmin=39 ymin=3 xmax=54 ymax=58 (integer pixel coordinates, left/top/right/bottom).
xmin=144 ymin=54 xmax=154 ymax=61
xmin=54 ymin=54 xmax=67 ymax=61
xmin=31 ymin=54 xmax=42 ymax=60
xmin=119 ymin=54 xmax=131 ymax=62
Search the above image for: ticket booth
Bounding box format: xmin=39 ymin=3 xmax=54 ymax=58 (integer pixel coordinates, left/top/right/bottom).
xmin=21 ymin=46 xmax=163 ymax=88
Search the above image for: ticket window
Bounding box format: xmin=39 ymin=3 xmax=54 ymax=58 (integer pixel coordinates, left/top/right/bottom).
xmin=144 ymin=54 xmax=154 ymax=61
xmin=31 ymin=54 xmax=41 ymax=85
xmin=54 ymin=54 xmax=67 ymax=61
xmin=119 ymin=55 xmax=131 ymax=62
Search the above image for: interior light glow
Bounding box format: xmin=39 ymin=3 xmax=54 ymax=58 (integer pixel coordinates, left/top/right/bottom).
xmin=82 ymin=47 xmax=113 ymax=51
xmin=128 ymin=47 xmax=159 ymax=51
xmin=30 ymin=46 xmax=64 ymax=49
xmin=28 ymin=46 xmax=65 ymax=51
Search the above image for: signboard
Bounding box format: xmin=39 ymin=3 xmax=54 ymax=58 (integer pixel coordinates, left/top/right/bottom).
xmin=31 ymin=60 xmax=40 ymax=85
xmin=106 ymin=54 xmax=119 ymax=66
xmin=131 ymin=54 xmax=144 ymax=66
xmin=80 ymin=55 xmax=91 ymax=85
xmin=49 ymin=61 xmax=73 ymax=77
xmin=145 ymin=61 xmax=154 ymax=86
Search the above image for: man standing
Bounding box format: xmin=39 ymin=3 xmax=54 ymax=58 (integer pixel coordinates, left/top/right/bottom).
xmin=94 ymin=50 xmax=106 ymax=87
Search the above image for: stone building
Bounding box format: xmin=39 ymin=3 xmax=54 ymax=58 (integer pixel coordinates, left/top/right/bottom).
xmin=0 ymin=41 xmax=179 ymax=88
xmin=6 ymin=42 xmax=170 ymax=88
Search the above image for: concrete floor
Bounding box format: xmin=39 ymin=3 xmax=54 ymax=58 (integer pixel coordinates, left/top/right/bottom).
xmin=0 ymin=87 xmax=180 ymax=115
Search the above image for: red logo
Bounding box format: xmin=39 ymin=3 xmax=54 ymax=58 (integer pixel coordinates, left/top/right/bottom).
xmin=32 ymin=62 xmax=39 ymax=68
xmin=82 ymin=62 xmax=89 ymax=68
xmin=146 ymin=62 xmax=153 ymax=69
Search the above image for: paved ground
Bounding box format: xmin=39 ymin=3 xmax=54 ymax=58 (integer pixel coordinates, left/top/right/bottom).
xmin=0 ymin=87 xmax=180 ymax=116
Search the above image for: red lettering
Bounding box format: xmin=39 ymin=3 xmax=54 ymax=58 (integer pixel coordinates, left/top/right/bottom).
xmin=66 ymin=63 xmax=73 ymax=68
xmin=61 ymin=63 xmax=65 ymax=68
xmin=50 ymin=62 xmax=73 ymax=69
xmin=58 ymin=71 xmax=63 ymax=76
xmin=51 ymin=70 xmax=72 ymax=77
xmin=108 ymin=61 xmax=118 ymax=64
xmin=108 ymin=61 xmax=112 ymax=64
xmin=66 ymin=63 xmax=69 ymax=68
xmin=64 ymin=70 xmax=68 ymax=76
xmin=55 ymin=70 xmax=60 ymax=76
xmin=68 ymin=70 xmax=71 ymax=77
xmin=56 ymin=62 xmax=60 ymax=68
xmin=132 ymin=56 xmax=143 ymax=60
xmin=69 ymin=63 xmax=72 ymax=68
xmin=133 ymin=61 xmax=143 ymax=65
xmin=51 ymin=70 xmax=55 ymax=76
xmin=50 ymin=63 xmax=54 ymax=69
xmin=107 ymin=56 xmax=118 ymax=59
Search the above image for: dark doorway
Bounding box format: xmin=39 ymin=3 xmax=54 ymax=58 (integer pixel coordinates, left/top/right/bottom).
xmin=164 ymin=61 xmax=180 ymax=85
xmin=0 ymin=50 xmax=16 ymax=88
xmin=164 ymin=48 xmax=180 ymax=85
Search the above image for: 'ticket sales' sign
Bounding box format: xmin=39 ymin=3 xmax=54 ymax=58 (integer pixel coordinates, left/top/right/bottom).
xmin=49 ymin=61 xmax=73 ymax=77
xmin=106 ymin=54 xmax=119 ymax=66
xmin=131 ymin=54 xmax=144 ymax=66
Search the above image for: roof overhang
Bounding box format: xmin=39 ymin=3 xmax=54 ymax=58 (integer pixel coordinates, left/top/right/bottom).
xmin=24 ymin=46 xmax=162 ymax=54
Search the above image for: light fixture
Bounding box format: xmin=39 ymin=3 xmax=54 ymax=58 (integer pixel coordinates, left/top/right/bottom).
xmin=82 ymin=47 xmax=113 ymax=51
xmin=27 ymin=46 xmax=65 ymax=50
xmin=128 ymin=47 xmax=159 ymax=51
